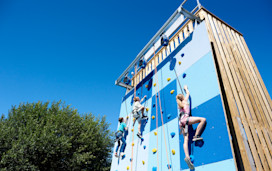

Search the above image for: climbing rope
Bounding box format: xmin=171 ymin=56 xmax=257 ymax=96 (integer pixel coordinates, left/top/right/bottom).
xmin=131 ymin=65 xmax=137 ymax=171
xmin=171 ymin=57 xmax=184 ymax=94
xmin=153 ymin=46 xmax=171 ymax=170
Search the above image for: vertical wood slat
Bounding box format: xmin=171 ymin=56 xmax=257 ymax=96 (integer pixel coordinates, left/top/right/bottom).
xmin=240 ymin=36 xmax=272 ymax=111
xmin=217 ymin=20 xmax=272 ymax=170
xmin=236 ymin=35 xmax=272 ymax=122
xmin=188 ymin=20 xmax=194 ymax=33
xmin=210 ymin=14 xmax=268 ymax=171
xmin=202 ymin=10 xmax=252 ymax=171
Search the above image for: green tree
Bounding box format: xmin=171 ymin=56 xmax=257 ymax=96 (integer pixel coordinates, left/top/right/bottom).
xmin=0 ymin=101 xmax=114 ymax=171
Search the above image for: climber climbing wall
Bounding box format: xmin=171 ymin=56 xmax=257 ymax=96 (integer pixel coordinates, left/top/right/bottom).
xmin=111 ymin=22 xmax=236 ymax=171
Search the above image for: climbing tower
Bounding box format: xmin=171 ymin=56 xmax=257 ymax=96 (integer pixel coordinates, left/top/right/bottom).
xmin=112 ymin=2 xmax=272 ymax=171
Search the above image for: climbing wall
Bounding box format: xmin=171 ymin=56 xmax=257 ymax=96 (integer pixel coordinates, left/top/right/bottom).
xmin=111 ymin=22 xmax=236 ymax=171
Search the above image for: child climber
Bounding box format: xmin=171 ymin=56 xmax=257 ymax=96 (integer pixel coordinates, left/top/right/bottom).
xmin=132 ymin=95 xmax=148 ymax=139
xmin=176 ymin=85 xmax=206 ymax=170
xmin=114 ymin=117 xmax=128 ymax=158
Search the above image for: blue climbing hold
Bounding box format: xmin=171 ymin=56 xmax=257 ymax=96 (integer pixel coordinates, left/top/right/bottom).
xmin=130 ymin=158 xmax=132 ymax=162
xmin=181 ymin=53 xmax=184 ymax=57
xmin=167 ymin=114 xmax=171 ymax=119
xmin=137 ymin=92 xmax=140 ymax=95
xmin=170 ymin=132 xmax=175 ymax=138
xmin=167 ymin=164 xmax=171 ymax=169
xmin=190 ymin=155 xmax=195 ymax=163
xmin=143 ymin=145 xmax=146 ymax=149
xmin=152 ymin=167 xmax=157 ymax=171
xmin=153 ymin=104 xmax=156 ymax=108
xmin=183 ymin=73 xmax=186 ymax=78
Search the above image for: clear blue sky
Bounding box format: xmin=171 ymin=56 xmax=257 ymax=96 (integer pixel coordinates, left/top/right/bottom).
xmin=0 ymin=0 xmax=271 ymax=131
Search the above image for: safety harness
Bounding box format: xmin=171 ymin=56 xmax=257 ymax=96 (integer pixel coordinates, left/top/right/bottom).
xmin=179 ymin=111 xmax=190 ymax=135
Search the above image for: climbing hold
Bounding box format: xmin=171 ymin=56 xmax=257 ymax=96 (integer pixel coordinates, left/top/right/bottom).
xmin=130 ymin=158 xmax=132 ymax=162
xmin=127 ymin=166 xmax=129 ymax=170
xmin=152 ymin=148 xmax=157 ymax=153
xmin=152 ymin=167 xmax=157 ymax=171
xmin=137 ymin=92 xmax=140 ymax=95
xmin=146 ymin=108 xmax=149 ymax=112
xmin=132 ymin=143 xmax=134 ymax=146
xmin=126 ymin=116 xmax=129 ymax=119
xmin=154 ymin=83 xmax=156 ymax=87
xmin=181 ymin=53 xmax=184 ymax=57
xmin=154 ymin=131 xmax=157 ymax=136
xmin=153 ymin=104 xmax=156 ymax=108
xmin=167 ymin=114 xmax=171 ymax=119
xmin=131 ymin=129 xmax=134 ymax=132
xmin=167 ymin=164 xmax=172 ymax=169
xmin=143 ymin=145 xmax=146 ymax=149
xmin=145 ymin=85 xmax=149 ymax=88
xmin=167 ymin=78 xmax=171 ymax=82
xmin=178 ymin=61 xmax=181 ymax=65
xmin=142 ymin=160 xmax=145 ymax=165
xmin=170 ymin=132 xmax=175 ymax=138
xmin=182 ymin=73 xmax=186 ymax=78
xmin=152 ymin=115 xmax=155 ymax=119
xmin=172 ymin=149 xmax=176 ymax=155
xmin=170 ymin=90 xmax=175 ymax=94
xmin=190 ymin=155 xmax=195 ymax=163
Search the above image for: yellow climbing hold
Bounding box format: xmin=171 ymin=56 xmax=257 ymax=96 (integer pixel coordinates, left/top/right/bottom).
xmin=154 ymin=83 xmax=156 ymax=87
xmin=154 ymin=131 xmax=157 ymax=136
xmin=145 ymin=85 xmax=149 ymax=88
xmin=178 ymin=61 xmax=181 ymax=65
xmin=172 ymin=149 xmax=176 ymax=155
xmin=132 ymin=142 xmax=134 ymax=146
xmin=146 ymin=108 xmax=149 ymax=112
xmin=152 ymin=115 xmax=155 ymax=119
xmin=126 ymin=116 xmax=129 ymax=119
xmin=170 ymin=90 xmax=175 ymax=94
xmin=152 ymin=148 xmax=157 ymax=153
xmin=142 ymin=160 xmax=145 ymax=165
xmin=167 ymin=78 xmax=171 ymax=81
xmin=131 ymin=128 xmax=134 ymax=132
xmin=127 ymin=166 xmax=129 ymax=170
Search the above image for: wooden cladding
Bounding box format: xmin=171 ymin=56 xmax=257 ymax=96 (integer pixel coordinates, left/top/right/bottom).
xmin=131 ymin=19 xmax=195 ymax=86
xmin=199 ymin=8 xmax=272 ymax=171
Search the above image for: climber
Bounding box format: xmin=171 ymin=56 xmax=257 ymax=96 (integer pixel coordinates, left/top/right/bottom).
xmin=176 ymin=85 xmax=206 ymax=170
xmin=114 ymin=117 xmax=128 ymax=158
xmin=132 ymin=95 xmax=148 ymax=139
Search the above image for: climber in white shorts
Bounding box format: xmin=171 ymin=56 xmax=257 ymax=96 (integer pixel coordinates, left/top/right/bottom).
xmin=132 ymin=95 xmax=148 ymax=139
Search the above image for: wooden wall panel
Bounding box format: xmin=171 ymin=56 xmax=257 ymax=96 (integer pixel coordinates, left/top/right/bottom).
xmin=199 ymin=8 xmax=272 ymax=171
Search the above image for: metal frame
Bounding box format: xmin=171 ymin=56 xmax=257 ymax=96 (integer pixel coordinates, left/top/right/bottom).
xmin=115 ymin=1 xmax=202 ymax=88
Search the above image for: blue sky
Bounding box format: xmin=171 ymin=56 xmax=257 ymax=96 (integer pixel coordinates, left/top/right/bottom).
xmin=0 ymin=0 xmax=271 ymax=131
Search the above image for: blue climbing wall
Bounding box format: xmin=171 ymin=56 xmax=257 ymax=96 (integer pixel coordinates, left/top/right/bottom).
xmin=111 ymin=22 xmax=236 ymax=171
